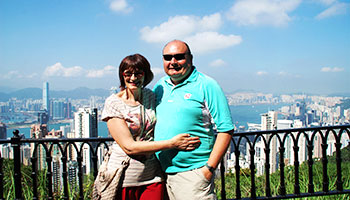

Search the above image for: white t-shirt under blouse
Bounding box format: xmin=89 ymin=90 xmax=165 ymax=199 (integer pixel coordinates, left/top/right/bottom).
xmin=101 ymin=88 xmax=163 ymax=187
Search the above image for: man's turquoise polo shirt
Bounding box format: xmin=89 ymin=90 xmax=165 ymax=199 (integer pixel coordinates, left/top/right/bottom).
xmin=153 ymin=67 xmax=234 ymax=173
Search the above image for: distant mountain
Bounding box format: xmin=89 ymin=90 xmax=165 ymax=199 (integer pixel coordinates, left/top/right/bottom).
xmin=11 ymin=88 xmax=42 ymax=99
xmin=0 ymin=86 xmax=17 ymax=93
xmin=328 ymin=92 xmax=350 ymax=97
xmin=0 ymin=87 xmax=110 ymax=101
xmin=336 ymin=99 xmax=350 ymax=109
xmin=0 ymin=92 xmax=9 ymax=102
xmin=225 ymin=89 xmax=258 ymax=94
xmin=50 ymin=87 xmax=110 ymax=99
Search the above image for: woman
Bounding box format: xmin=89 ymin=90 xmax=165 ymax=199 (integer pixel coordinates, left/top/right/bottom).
xmin=101 ymin=54 xmax=200 ymax=200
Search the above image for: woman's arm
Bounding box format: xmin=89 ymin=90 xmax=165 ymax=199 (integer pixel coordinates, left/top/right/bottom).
xmin=107 ymin=117 xmax=200 ymax=155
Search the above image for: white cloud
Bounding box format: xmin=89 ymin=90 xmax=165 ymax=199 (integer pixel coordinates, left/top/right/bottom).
xmin=140 ymin=13 xmax=241 ymax=54
xmin=198 ymin=13 xmax=222 ymax=30
xmin=257 ymin=71 xmax=268 ymax=76
xmin=151 ymin=67 xmax=165 ymax=76
xmin=209 ymin=59 xmax=227 ymax=67
xmin=109 ymin=0 xmax=133 ymax=14
xmin=185 ymin=32 xmax=242 ymax=54
xmin=226 ymin=0 xmax=301 ymax=26
xmin=140 ymin=13 xmax=222 ymax=43
xmin=86 ymin=65 xmax=117 ymax=78
xmin=316 ymin=2 xmax=350 ymax=19
xmin=140 ymin=16 xmax=197 ymax=43
xmin=44 ymin=63 xmax=119 ymax=78
xmin=321 ymin=67 xmax=344 ymax=72
xmin=313 ymin=0 xmax=337 ymax=6
xmin=26 ymin=73 xmax=39 ymax=79
xmin=278 ymin=71 xmax=301 ymax=78
xmin=278 ymin=71 xmax=288 ymax=76
xmin=1 ymin=71 xmax=20 ymax=79
xmin=1 ymin=70 xmax=38 ymax=79
xmin=44 ymin=63 xmax=83 ymax=77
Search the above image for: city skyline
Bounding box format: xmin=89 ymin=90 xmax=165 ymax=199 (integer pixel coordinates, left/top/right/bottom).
xmin=1 ymin=0 xmax=349 ymax=95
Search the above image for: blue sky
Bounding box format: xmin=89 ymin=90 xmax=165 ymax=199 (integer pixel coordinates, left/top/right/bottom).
xmin=1 ymin=0 xmax=349 ymax=95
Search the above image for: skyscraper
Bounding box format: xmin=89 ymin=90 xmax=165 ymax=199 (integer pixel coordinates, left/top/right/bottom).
xmin=74 ymin=107 xmax=98 ymax=138
xmin=30 ymin=124 xmax=48 ymax=170
xmin=261 ymin=111 xmax=278 ymax=173
xmin=261 ymin=111 xmax=278 ymax=131
xmin=38 ymin=110 xmax=49 ymax=125
xmin=73 ymin=107 xmax=98 ymax=174
xmin=43 ymin=82 xmax=50 ymax=117
xmin=0 ymin=123 xmax=7 ymax=139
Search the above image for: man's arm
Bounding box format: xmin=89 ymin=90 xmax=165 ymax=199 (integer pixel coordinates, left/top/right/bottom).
xmin=201 ymin=130 xmax=234 ymax=180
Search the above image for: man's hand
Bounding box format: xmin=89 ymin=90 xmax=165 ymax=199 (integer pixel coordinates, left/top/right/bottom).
xmin=201 ymin=165 xmax=213 ymax=181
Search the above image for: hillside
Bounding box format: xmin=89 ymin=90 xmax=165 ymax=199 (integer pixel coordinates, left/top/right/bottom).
xmin=0 ymin=87 xmax=110 ymax=101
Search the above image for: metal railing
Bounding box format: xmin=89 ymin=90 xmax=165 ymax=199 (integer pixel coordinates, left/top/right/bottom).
xmin=220 ymin=125 xmax=350 ymax=200
xmin=0 ymin=125 xmax=349 ymax=199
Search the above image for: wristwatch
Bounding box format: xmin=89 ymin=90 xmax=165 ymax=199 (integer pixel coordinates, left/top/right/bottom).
xmin=205 ymin=162 xmax=216 ymax=173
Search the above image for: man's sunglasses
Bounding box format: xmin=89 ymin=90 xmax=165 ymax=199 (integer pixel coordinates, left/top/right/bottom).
xmin=163 ymin=53 xmax=187 ymax=61
xmin=122 ymin=71 xmax=145 ymax=78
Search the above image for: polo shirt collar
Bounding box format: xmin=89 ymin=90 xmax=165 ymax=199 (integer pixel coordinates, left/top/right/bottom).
xmin=165 ymin=66 xmax=198 ymax=87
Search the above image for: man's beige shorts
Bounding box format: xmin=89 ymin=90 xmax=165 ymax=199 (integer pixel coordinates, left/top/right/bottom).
xmin=165 ymin=167 xmax=217 ymax=200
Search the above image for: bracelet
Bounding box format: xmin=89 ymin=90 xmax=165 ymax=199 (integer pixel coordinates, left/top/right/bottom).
xmin=205 ymin=162 xmax=216 ymax=173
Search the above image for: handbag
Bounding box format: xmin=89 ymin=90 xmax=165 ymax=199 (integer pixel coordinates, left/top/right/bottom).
xmin=92 ymin=105 xmax=146 ymax=200
xmin=92 ymin=149 xmax=131 ymax=200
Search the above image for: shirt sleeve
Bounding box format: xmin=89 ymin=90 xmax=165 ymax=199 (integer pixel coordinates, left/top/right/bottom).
xmin=203 ymin=77 xmax=234 ymax=133
xmin=101 ymin=95 xmax=123 ymax=121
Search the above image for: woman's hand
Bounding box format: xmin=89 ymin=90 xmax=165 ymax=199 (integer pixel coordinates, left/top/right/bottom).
xmin=170 ymin=133 xmax=201 ymax=151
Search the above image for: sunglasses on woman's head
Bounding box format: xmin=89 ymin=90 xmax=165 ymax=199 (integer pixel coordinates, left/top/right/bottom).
xmin=163 ymin=53 xmax=186 ymax=61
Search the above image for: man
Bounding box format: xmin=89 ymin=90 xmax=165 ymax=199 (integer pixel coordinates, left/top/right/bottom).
xmin=153 ymin=40 xmax=234 ymax=200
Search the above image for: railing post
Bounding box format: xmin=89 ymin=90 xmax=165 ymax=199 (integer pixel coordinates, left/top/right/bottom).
xmin=61 ymin=155 xmax=69 ymax=200
xmin=307 ymin=142 xmax=314 ymax=193
xmin=234 ymin=148 xmax=241 ymax=199
xmin=92 ymin=152 xmax=98 ymax=179
xmin=293 ymin=144 xmax=300 ymax=194
xmin=31 ymin=157 xmax=38 ymax=199
xmin=249 ymin=147 xmax=256 ymax=199
xmin=77 ymin=154 xmax=84 ymax=200
xmin=11 ymin=130 xmax=22 ymax=200
xmin=264 ymin=147 xmax=271 ymax=197
xmin=220 ymin=159 xmax=226 ymax=200
xmin=335 ymin=142 xmax=343 ymax=191
xmin=321 ymin=143 xmax=329 ymax=192
xmin=0 ymin=155 xmax=3 ymax=199
xmin=279 ymin=146 xmax=286 ymax=196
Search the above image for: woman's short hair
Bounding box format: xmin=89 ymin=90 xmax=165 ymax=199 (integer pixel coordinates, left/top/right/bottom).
xmin=118 ymin=54 xmax=154 ymax=89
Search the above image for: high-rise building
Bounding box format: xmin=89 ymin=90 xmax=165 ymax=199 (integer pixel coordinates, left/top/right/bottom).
xmin=261 ymin=111 xmax=278 ymax=131
xmin=38 ymin=110 xmax=49 ymax=125
xmin=1 ymin=144 xmax=12 ymax=159
xmin=30 ymin=124 xmax=48 ymax=170
xmin=43 ymin=82 xmax=50 ymax=117
xmin=68 ymin=160 xmax=78 ymax=191
xmin=261 ymin=111 xmax=278 ymax=173
xmin=46 ymin=129 xmax=64 ymax=191
xmin=73 ymin=107 xmax=98 ymax=174
xmin=50 ymin=99 xmax=73 ymax=120
xmin=51 ymin=99 xmax=65 ymax=120
xmin=74 ymin=107 xmax=98 ymax=138
xmin=21 ymin=145 xmax=31 ymax=166
xmin=0 ymin=123 xmax=7 ymax=139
